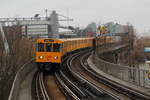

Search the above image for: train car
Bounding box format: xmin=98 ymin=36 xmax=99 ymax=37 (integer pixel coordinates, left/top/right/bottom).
xmin=35 ymin=36 xmax=115 ymax=72
xmin=95 ymin=36 xmax=114 ymax=46
xmin=36 ymin=38 xmax=62 ymax=71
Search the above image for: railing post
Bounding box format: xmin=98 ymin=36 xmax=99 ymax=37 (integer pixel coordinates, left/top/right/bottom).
xmin=143 ymin=71 xmax=145 ymax=87
xmin=138 ymin=69 xmax=140 ymax=86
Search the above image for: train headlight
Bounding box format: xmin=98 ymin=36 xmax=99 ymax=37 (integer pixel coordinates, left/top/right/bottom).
xmin=39 ymin=56 xmax=44 ymax=59
xmin=54 ymin=56 xmax=58 ymax=60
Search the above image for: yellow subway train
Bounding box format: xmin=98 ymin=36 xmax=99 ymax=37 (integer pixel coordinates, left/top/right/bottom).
xmin=35 ymin=36 xmax=114 ymax=72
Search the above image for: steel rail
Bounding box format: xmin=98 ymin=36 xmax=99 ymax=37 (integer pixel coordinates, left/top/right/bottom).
xmin=34 ymin=72 xmax=50 ymax=100
xmin=35 ymin=73 xmax=40 ymax=100
xmin=54 ymin=72 xmax=80 ymax=100
xmin=66 ymin=50 xmax=119 ymax=99
xmin=80 ymin=52 xmax=120 ymax=100
xmin=39 ymin=72 xmax=50 ymax=100
xmin=59 ymin=71 xmax=87 ymax=98
xmin=81 ymin=52 xmax=150 ymax=100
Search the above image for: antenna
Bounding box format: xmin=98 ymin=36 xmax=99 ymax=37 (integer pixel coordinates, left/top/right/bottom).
xmin=67 ymin=8 xmax=69 ymax=26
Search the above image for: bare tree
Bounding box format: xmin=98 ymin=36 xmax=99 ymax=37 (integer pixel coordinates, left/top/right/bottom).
xmin=0 ymin=32 xmax=34 ymax=100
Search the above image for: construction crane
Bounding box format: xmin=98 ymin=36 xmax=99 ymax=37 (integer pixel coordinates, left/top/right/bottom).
xmin=0 ymin=23 xmax=10 ymax=54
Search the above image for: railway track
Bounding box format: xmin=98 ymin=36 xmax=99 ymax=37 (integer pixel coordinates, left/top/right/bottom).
xmin=32 ymin=49 xmax=150 ymax=100
xmin=81 ymin=53 xmax=150 ymax=100
xmin=55 ymin=72 xmax=80 ymax=100
xmin=32 ymin=70 xmax=79 ymax=100
xmin=82 ymin=55 xmax=150 ymax=100
xmin=32 ymin=72 xmax=50 ymax=100
xmin=59 ymin=49 xmax=119 ymax=100
xmin=67 ymin=50 xmax=131 ymax=100
xmin=43 ymin=74 xmax=67 ymax=100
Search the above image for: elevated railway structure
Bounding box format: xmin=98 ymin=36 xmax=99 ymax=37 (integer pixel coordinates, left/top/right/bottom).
xmin=60 ymin=47 xmax=150 ymax=99
xmin=65 ymin=49 xmax=131 ymax=100
xmin=9 ymin=37 xmax=150 ymax=100
xmin=40 ymin=49 xmax=121 ymax=100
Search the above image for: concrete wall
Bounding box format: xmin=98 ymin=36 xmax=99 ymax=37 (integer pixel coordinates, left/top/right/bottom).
xmin=8 ymin=59 xmax=36 ymax=100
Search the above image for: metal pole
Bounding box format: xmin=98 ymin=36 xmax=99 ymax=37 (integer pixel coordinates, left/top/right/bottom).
xmin=0 ymin=22 xmax=10 ymax=54
xmin=25 ymin=25 xmax=28 ymax=37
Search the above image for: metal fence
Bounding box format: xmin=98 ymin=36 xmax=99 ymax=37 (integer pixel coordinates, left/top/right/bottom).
xmin=94 ymin=54 xmax=150 ymax=88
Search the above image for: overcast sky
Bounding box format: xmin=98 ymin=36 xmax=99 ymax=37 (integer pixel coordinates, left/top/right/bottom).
xmin=0 ymin=0 xmax=150 ymax=36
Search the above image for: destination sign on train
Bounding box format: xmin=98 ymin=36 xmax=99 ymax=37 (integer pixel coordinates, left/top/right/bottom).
xmin=44 ymin=39 xmax=54 ymax=42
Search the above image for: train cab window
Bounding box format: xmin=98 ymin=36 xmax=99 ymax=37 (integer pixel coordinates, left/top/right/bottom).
xmin=37 ymin=43 xmax=44 ymax=52
xmin=53 ymin=43 xmax=60 ymax=52
xmin=46 ymin=43 xmax=52 ymax=52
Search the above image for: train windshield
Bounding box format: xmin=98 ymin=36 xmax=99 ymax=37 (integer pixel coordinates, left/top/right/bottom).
xmin=36 ymin=43 xmax=60 ymax=52
xmin=37 ymin=43 xmax=44 ymax=52
xmin=46 ymin=43 xmax=52 ymax=52
xmin=53 ymin=43 xmax=60 ymax=52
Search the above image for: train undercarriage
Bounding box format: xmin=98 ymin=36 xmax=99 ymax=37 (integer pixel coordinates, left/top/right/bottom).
xmin=37 ymin=62 xmax=60 ymax=73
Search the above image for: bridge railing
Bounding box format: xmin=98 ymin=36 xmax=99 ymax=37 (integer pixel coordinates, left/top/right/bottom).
xmin=96 ymin=42 xmax=129 ymax=54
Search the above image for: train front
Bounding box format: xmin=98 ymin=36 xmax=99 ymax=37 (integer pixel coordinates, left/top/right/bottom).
xmin=35 ymin=38 xmax=62 ymax=72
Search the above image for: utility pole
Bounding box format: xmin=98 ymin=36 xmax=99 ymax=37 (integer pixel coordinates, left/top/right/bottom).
xmin=128 ymin=25 xmax=135 ymax=80
xmin=0 ymin=23 xmax=10 ymax=54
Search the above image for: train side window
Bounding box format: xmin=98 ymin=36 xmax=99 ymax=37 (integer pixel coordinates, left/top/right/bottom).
xmin=37 ymin=43 xmax=44 ymax=52
xmin=53 ymin=43 xmax=60 ymax=52
xmin=86 ymin=39 xmax=88 ymax=44
xmin=73 ymin=41 xmax=75 ymax=47
xmin=79 ymin=40 xmax=81 ymax=45
xmin=69 ymin=41 xmax=71 ymax=46
xmin=88 ymin=40 xmax=90 ymax=44
xmin=74 ymin=41 xmax=76 ymax=47
xmin=79 ymin=40 xmax=80 ymax=45
xmin=74 ymin=41 xmax=76 ymax=46
xmin=61 ymin=43 xmax=63 ymax=47
xmin=60 ymin=43 xmax=62 ymax=52
xmin=46 ymin=43 xmax=52 ymax=52
xmin=63 ymin=42 xmax=65 ymax=48
xmin=83 ymin=39 xmax=85 ymax=44
xmin=70 ymin=41 xmax=72 ymax=46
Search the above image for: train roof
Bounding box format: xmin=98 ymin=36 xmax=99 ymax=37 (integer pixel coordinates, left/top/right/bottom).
xmin=36 ymin=37 xmax=94 ymax=43
xmin=60 ymin=37 xmax=93 ymax=41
